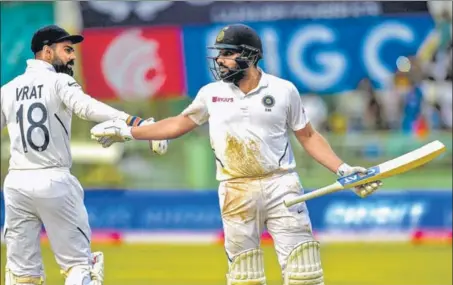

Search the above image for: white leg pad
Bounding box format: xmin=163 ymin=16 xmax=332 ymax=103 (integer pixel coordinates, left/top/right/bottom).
xmin=90 ymin=252 xmax=104 ymax=285
xmin=63 ymin=266 xmax=92 ymax=285
xmin=227 ymin=248 xmax=266 ymax=285
xmin=4 ymin=268 xmax=44 ymax=285
xmin=283 ymin=241 xmax=324 ymax=285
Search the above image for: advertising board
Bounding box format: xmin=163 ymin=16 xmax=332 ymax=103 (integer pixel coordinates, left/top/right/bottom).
xmin=183 ymin=15 xmax=434 ymax=97
xmin=1 ymin=189 xmax=450 ymax=243
xmin=80 ymin=27 xmax=186 ymax=100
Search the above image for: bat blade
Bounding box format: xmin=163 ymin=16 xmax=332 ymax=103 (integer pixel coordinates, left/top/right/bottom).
xmin=284 ymin=140 xmax=446 ymax=207
xmin=338 ymin=140 xmax=446 ymax=189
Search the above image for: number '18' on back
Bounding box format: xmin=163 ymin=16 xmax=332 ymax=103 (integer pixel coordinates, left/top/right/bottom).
xmin=1 ymin=71 xmax=73 ymax=170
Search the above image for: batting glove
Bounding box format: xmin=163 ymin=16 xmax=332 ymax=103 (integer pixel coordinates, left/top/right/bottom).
xmin=92 ymin=118 xmax=169 ymax=154
xmin=336 ymin=163 xmax=383 ymax=198
xmin=96 ymin=116 xmax=150 ymax=148
xmin=91 ymin=119 xmax=133 ymax=147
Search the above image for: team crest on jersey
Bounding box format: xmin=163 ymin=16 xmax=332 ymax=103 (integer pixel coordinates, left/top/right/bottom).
xmin=262 ymin=95 xmax=275 ymax=112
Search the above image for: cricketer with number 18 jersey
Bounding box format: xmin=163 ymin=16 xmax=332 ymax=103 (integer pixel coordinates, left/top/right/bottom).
xmin=0 ymin=59 xmax=130 ymax=171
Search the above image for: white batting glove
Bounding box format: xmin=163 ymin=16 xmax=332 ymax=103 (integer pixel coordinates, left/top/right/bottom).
xmin=94 ymin=117 xmax=153 ymax=148
xmin=149 ymin=139 xmax=168 ymax=155
xmin=336 ymin=163 xmax=383 ymax=198
xmin=91 ymin=119 xmax=133 ymax=147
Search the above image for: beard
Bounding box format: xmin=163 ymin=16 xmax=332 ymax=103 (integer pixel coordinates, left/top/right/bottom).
xmin=218 ymin=64 xmax=246 ymax=84
xmin=52 ymin=57 xmax=74 ymax=76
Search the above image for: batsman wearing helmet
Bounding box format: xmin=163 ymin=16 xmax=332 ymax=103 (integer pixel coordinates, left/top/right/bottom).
xmin=91 ymin=24 xmax=382 ymax=285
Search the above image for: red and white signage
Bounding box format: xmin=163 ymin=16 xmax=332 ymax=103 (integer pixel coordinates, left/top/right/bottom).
xmin=80 ymin=26 xmax=186 ymax=100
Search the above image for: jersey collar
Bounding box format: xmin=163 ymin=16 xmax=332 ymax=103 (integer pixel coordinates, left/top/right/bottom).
xmin=26 ymin=59 xmax=56 ymax=73
xmin=256 ymin=68 xmax=269 ymax=89
xmin=245 ymin=68 xmax=269 ymax=95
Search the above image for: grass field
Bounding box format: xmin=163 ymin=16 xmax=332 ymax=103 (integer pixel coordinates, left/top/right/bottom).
xmin=1 ymin=243 xmax=451 ymax=285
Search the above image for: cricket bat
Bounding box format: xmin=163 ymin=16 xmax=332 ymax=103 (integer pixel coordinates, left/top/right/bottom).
xmin=284 ymin=140 xmax=446 ymax=207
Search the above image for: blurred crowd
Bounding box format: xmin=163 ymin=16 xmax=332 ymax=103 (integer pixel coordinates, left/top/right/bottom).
xmin=302 ymin=1 xmax=452 ymax=136
xmin=304 ymin=54 xmax=451 ymax=137
xmin=324 ymin=53 xmax=452 ymax=134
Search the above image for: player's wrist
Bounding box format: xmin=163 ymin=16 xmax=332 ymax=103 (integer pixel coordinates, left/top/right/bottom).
xmin=336 ymin=163 xmax=351 ymax=177
xmin=126 ymin=116 xmax=145 ymax=127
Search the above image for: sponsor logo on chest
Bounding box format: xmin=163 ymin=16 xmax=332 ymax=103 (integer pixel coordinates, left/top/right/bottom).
xmin=212 ymin=96 xmax=234 ymax=103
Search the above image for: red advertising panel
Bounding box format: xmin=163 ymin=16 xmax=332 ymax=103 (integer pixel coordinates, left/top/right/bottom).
xmin=80 ymin=26 xmax=185 ymax=100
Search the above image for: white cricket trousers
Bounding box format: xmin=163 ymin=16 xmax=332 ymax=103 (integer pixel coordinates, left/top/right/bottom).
xmin=218 ymin=170 xmax=315 ymax=270
xmin=2 ymin=168 xmax=92 ymax=277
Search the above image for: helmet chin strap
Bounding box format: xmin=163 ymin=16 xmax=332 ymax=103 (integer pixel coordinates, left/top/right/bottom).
xmin=220 ymin=57 xmax=253 ymax=84
xmin=221 ymin=68 xmax=246 ymax=84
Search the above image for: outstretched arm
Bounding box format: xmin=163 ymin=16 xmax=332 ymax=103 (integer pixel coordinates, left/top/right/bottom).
xmin=56 ymin=74 xmax=135 ymax=123
xmin=131 ymin=115 xmax=199 ymax=140
xmin=92 ymin=86 xmax=209 ymax=142
xmin=131 ymin=85 xmax=209 ymax=140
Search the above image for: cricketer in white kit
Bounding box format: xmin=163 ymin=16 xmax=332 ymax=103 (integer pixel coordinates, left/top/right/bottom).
xmin=90 ymin=24 xmax=382 ymax=285
xmin=0 ymin=25 xmax=167 ymax=285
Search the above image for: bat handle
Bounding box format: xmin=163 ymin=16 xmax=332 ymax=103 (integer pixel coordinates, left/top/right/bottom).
xmin=283 ymin=182 xmax=343 ymax=207
xmin=283 ymin=191 xmax=321 ymax=207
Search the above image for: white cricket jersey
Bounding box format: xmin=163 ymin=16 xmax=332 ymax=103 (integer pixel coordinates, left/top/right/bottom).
xmin=0 ymin=59 xmax=130 ymax=171
xmin=182 ymin=70 xmax=309 ymax=181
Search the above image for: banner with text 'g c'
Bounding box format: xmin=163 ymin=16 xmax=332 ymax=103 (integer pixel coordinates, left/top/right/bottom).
xmin=183 ymin=15 xmax=434 ymax=97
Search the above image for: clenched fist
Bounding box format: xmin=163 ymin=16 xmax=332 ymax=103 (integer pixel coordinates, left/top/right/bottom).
xmin=336 ymin=163 xmax=383 ymax=198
